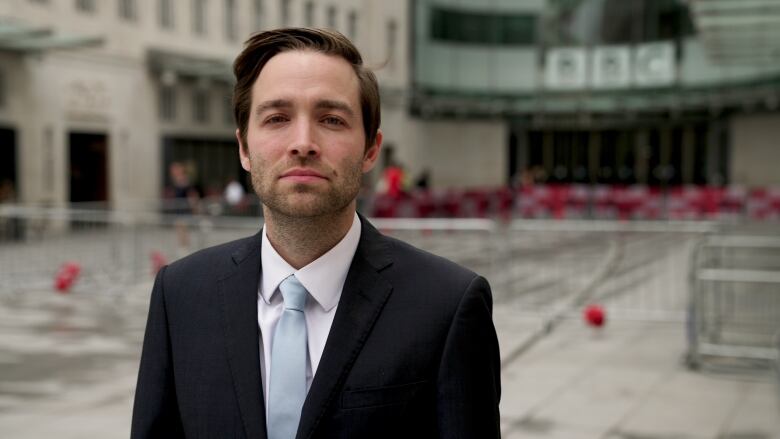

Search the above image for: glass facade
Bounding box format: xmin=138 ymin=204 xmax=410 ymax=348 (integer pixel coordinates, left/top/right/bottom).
xmin=430 ymin=7 xmax=536 ymax=46
xmin=541 ymin=0 xmax=694 ymax=46
xmin=523 ymin=123 xmax=721 ymax=186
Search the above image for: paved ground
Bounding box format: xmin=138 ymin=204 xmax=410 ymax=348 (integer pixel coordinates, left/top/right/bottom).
xmin=0 ymin=282 xmax=777 ymax=439
xmin=0 ymin=223 xmax=778 ymax=438
xmin=495 ymin=307 xmax=780 ymax=439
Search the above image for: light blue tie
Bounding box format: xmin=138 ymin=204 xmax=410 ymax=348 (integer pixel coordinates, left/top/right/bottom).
xmin=268 ymin=275 xmax=308 ymax=439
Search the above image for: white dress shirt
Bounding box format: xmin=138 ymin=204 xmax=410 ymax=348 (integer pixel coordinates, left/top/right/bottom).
xmin=257 ymin=213 xmax=361 ymax=410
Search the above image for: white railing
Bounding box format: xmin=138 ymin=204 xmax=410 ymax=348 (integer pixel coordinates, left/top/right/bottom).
xmin=687 ymin=233 xmax=780 ymax=368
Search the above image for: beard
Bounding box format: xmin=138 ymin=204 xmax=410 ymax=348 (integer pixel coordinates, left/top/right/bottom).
xmin=249 ymin=154 xmax=364 ymax=219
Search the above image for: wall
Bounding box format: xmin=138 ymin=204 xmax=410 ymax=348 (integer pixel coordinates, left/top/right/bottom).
xmin=730 ymin=113 xmax=780 ymax=186
xmin=384 ymin=116 xmax=508 ymax=189
xmin=1 ymin=0 xmax=409 ymax=207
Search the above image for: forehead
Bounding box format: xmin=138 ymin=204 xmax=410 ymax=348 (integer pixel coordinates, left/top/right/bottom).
xmin=251 ymin=50 xmax=360 ymax=107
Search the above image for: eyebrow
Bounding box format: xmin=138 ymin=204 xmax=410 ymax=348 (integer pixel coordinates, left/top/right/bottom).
xmin=253 ymin=98 xmax=356 ymax=117
xmin=254 ymin=99 xmax=292 ymax=116
xmin=315 ymin=99 xmax=355 ymax=117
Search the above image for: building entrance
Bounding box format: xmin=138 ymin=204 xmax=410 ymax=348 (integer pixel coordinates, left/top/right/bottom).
xmin=69 ymin=132 xmax=109 ymax=203
xmin=0 ymin=127 xmax=16 ymax=203
xmin=513 ymin=121 xmax=727 ymax=187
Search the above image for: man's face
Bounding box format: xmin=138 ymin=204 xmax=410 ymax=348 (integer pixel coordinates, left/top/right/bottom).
xmin=237 ymin=50 xmax=381 ymax=218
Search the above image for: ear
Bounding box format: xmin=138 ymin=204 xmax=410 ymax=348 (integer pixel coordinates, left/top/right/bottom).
xmin=237 ymin=128 xmax=251 ymax=172
xmin=362 ymin=129 xmax=382 ymax=173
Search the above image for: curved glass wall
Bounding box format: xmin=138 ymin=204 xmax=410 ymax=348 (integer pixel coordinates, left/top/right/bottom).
xmin=540 ymin=0 xmax=694 ymax=46
xmin=430 ymin=8 xmax=536 ymax=46
xmin=413 ymin=0 xmax=780 ymax=115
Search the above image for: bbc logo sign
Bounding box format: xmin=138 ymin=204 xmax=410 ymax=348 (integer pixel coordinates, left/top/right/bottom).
xmin=545 ymin=42 xmax=675 ymax=90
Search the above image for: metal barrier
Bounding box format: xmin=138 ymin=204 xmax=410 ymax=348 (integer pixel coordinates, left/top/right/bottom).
xmin=503 ymin=220 xmax=717 ymax=319
xmin=687 ymin=233 xmax=780 ymax=368
xmin=0 ymin=205 xmax=260 ymax=294
xmin=13 ymin=204 xmax=780 ymax=368
xmin=369 ymin=218 xmax=718 ymax=324
xmin=7 ymin=205 xmax=773 ymax=329
xmin=776 ymin=330 xmax=780 ymax=407
xmin=369 ymin=218 xmax=719 ymax=363
xmin=1 ymin=205 xmax=720 ymax=325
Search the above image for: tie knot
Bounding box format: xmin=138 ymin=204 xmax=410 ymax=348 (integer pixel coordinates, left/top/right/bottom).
xmin=279 ymin=275 xmax=307 ymax=311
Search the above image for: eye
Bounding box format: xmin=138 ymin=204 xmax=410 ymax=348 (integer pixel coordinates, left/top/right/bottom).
xmin=322 ymin=116 xmax=346 ymax=127
xmin=263 ymin=114 xmax=289 ymax=125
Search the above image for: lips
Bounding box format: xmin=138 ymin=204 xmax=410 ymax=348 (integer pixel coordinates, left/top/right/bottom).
xmin=280 ymin=168 xmax=328 ymax=182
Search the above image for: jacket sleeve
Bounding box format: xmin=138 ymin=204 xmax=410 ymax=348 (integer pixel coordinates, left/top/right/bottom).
xmin=131 ymin=266 xmax=185 ymax=438
xmin=436 ymin=275 xmax=502 ymax=438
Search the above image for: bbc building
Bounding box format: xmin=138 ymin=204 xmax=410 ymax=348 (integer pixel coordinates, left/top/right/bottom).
xmin=0 ymin=0 xmax=778 ymax=209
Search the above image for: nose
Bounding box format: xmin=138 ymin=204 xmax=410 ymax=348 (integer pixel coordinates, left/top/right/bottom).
xmin=288 ymin=120 xmax=320 ymax=158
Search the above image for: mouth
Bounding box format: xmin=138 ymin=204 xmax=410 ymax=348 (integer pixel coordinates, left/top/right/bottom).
xmin=279 ymin=168 xmax=328 ymax=183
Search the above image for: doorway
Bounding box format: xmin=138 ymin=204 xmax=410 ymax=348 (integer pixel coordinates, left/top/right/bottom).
xmin=0 ymin=128 xmax=16 ymax=200
xmin=69 ymin=132 xmax=109 ymax=203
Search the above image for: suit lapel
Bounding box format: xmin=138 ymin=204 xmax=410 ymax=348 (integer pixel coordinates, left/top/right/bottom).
xmin=218 ymin=232 xmax=267 ymax=439
xmin=297 ymin=217 xmax=394 ymax=439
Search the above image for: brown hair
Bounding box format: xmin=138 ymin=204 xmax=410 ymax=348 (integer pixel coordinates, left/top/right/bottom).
xmin=233 ymin=27 xmax=381 ymax=150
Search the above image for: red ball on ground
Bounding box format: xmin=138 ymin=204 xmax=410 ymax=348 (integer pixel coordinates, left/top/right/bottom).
xmin=54 ymin=272 xmax=73 ymax=293
xmin=584 ymin=304 xmax=606 ymax=327
xmin=63 ymin=261 xmax=81 ymax=277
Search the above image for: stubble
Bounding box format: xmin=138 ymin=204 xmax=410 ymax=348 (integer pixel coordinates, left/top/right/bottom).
xmin=249 ymin=155 xmax=364 ymax=220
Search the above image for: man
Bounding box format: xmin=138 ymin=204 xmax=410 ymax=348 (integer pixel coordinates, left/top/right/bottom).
xmin=131 ymin=28 xmax=501 ymax=439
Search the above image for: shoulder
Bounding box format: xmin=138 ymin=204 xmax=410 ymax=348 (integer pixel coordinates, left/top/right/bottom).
xmin=359 ymin=217 xmax=482 ymax=292
xmin=362 ymin=230 xmax=494 ymax=341
xmin=386 ymin=234 xmax=477 ymax=280
xmin=373 ymin=232 xmax=489 ymax=309
xmin=162 ymin=232 xmax=260 ymax=283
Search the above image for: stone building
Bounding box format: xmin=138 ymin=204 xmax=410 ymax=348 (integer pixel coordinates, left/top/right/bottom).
xmin=1 ymin=0 xmax=779 ymax=208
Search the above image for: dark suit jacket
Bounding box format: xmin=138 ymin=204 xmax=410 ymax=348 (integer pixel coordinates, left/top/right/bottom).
xmin=131 ymin=216 xmax=501 ymax=438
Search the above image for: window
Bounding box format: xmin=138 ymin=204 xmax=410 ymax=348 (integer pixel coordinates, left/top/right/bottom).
xmin=280 ymin=0 xmax=290 ymax=26
xmin=194 ymin=89 xmax=210 ymax=123
xmin=224 ymin=0 xmax=237 ymax=41
xmin=75 ymin=0 xmax=95 ymax=13
xmin=430 ymin=8 xmax=537 ymax=45
xmin=253 ymin=0 xmax=264 ymax=30
xmin=347 ymin=10 xmax=357 ymax=40
xmin=118 ymin=0 xmax=137 ymax=21
xmin=304 ymin=1 xmax=315 ymax=27
xmin=326 ymin=5 xmax=337 ymax=29
xmin=159 ymin=0 xmax=174 ymax=29
xmin=160 ymin=86 xmax=177 ymax=121
xmin=598 ymin=0 xmax=694 ymax=44
xmin=193 ymin=0 xmax=207 ymax=35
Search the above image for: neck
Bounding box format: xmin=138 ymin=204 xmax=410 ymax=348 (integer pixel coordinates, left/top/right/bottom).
xmin=263 ymin=204 xmax=356 ymax=270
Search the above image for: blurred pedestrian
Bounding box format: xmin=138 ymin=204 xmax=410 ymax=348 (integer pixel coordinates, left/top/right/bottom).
xmin=0 ymin=179 xmax=22 ymax=240
xmin=0 ymin=179 xmax=15 ymax=204
xmin=382 ymin=160 xmax=406 ymax=199
xmin=414 ymin=167 xmax=431 ymax=191
xmin=224 ymin=177 xmax=246 ymax=211
xmin=168 ymin=161 xmax=199 ymax=254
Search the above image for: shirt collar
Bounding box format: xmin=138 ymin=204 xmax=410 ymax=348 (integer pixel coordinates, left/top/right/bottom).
xmin=260 ymin=213 xmax=361 ymax=312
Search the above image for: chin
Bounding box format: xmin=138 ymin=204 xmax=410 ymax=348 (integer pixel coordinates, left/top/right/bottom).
xmin=266 ymin=196 xmax=335 ymax=218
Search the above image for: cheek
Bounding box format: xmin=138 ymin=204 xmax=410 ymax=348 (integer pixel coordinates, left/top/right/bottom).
xmin=244 ymin=137 xmax=275 ymax=163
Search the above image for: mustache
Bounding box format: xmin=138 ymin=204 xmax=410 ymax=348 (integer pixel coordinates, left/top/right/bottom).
xmin=280 ymin=157 xmax=332 ymax=175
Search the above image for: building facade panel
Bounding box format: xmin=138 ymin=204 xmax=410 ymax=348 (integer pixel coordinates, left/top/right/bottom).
xmin=730 ymin=114 xmax=780 ymax=187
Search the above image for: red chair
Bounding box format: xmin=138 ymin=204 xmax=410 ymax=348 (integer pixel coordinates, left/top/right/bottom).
xmin=667 ymin=186 xmax=701 ymax=220
xmin=719 ymin=185 xmax=747 ymax=220
xmin=746 ymin=187 xmax=771 ymax=220
xmin=566 ymin=184 xmax=590 ymax=219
